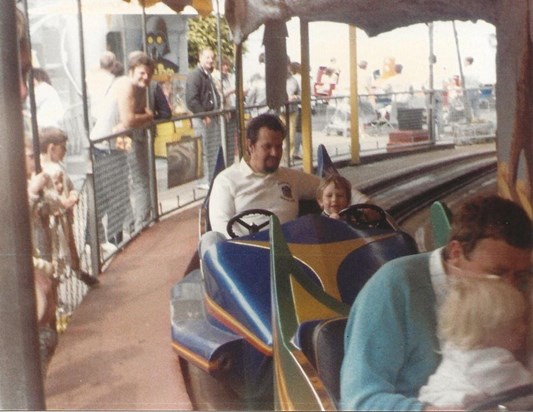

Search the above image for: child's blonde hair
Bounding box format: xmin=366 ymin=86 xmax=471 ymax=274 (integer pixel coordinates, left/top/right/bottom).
xmin=438 ymin=276 xmax=527 ymax=350
xmin=316 ymin=174 xmax=352 ymax=204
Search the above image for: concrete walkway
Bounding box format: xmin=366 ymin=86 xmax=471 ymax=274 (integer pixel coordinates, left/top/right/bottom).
xmin=45 ymin=207 xmax=198 ymax=410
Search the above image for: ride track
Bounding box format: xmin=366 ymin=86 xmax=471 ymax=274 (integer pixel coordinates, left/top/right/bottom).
xmin=359 ymin=149 xmax=496 ymax=223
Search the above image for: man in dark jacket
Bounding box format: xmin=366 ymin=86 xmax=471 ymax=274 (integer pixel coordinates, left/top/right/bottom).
xmin=186 ymin=47 xmax=221 ymax=189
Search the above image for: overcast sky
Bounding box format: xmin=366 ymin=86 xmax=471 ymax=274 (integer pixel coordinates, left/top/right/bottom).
xmin=242 ymin=19 xmax=496 ymax=91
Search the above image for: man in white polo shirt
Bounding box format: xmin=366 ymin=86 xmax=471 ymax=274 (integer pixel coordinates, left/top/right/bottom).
xmin=208 ymin=113 xmax=368 ymax=237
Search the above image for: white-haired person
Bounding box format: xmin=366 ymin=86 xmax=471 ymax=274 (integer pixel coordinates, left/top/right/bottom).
xmin=418 ymin=275 xmax=533 ymax=409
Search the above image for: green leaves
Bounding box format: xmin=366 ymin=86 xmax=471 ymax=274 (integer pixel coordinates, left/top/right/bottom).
xmin=187 ymin=15 xmax=239 ymax=69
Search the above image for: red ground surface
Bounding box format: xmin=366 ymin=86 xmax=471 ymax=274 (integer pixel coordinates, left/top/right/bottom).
xmin=45 ymin=206 xmax=199 ymax=410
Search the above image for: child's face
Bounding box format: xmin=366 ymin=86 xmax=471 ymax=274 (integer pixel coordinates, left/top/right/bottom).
xmin=25 ymin=147 xmax=35 ymax=178
xmin=484 ymin=315 xmax=527 ymax=353
xmin=50 ymin=142 xmax=67 ymax=162
xmin=319 ymin=182 xmax=349 ymax=215
xmin=52 ymin=172 xmax=63 ymax=194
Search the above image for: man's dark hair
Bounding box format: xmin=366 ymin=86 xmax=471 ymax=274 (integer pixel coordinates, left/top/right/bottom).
xmin=290 ymin=62 xmax=301 ymax=75
xmin=220 ymin=55 xmax=233 ymax=68
xmin=32 ymin=68 xmax=51 ymax=85
xmin=38 ymin=127 xmax=67 ymax=154
xmin=111 ymin=61 xmax=124 ymax=77
xmin=246 ymin=113 xmax=286 ymax=145
xmin=128 ymin=51 xmax=155 ymax=74
xmin=443 ymin=195 xmax=532 ymax=259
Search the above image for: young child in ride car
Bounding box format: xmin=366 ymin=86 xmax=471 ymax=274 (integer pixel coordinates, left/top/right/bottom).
xmin=316 ymin=174 xmax=351 ymax=220
xmin=418 ymin=275 xmax=533 ymax=409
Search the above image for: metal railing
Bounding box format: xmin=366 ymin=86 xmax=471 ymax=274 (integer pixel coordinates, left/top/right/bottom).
xmin=311 ymin=86 xmax=496 ymax=143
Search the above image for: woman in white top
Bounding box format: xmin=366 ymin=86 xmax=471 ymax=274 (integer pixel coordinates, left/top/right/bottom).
xmin=32 ymin=68 xmax=64 ymax=129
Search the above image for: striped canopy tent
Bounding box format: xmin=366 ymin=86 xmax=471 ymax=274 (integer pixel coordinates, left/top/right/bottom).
xmin=125 ymin=0 xmax=213 ymax=16
xmin=28 ymin=0 xmax=212 ymax=16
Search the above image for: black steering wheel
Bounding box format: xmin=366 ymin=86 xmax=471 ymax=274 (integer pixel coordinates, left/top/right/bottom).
xmin=226 ymin=209 xmax=274 ymax=238
xmin=339 ymin=203 xmax=388 ymax=229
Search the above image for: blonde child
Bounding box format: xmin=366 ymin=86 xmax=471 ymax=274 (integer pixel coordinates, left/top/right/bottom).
xmin=39 ymin=127 xmax=77 ymax=209
xmin=39 ymin=127 xmax=98 ymax=287
xmin=418 ymin=276 xmax=532 ymax=409
xmin=45 ymin=163 xmax=72 ymax=275
xmin=316 ymin=174 xmax=352 ymax=219
xmin=25 ymin=137 xmax=61 ymax=375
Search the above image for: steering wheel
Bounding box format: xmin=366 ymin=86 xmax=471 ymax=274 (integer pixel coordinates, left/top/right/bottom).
xmin=226 ymin=209 xmax=274 ymax=238
xmin=339 ymin=203 xmax=388 ymax=229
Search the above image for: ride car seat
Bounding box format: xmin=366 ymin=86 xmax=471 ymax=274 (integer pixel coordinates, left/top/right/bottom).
xmin=298 ymin=317 xmax=347 ymax=407
xmin=430 ymin=201 xmax=452 ymax=248
xmin=200 ymin=147 xmax=226 ymax=233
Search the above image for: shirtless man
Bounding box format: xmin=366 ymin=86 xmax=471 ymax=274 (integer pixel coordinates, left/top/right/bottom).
xmin=90 ymin=51 xmax=155 ymax=239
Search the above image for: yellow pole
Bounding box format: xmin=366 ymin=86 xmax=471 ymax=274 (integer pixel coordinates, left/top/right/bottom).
xmin=349 ymin=25 xmax=360 ymax=164
xmin=235 ymin=43 xmax=246 ymax=159
xmin=300 ymin=19 xmax=313 ymax=174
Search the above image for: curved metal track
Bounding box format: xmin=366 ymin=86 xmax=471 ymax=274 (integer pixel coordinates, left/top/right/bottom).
xmin=361 ymin=151 xmax=496 ymax=224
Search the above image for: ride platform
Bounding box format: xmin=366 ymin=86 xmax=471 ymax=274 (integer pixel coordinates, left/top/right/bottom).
xmin=44 ymin=207 xmax=198 ymax=410
xmin=386 ymin=129 xmax=431 ymax=152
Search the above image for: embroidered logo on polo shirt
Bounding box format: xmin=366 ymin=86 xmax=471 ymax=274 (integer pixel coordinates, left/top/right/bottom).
xmin=279 ymin=182 xmax=295 ymax=202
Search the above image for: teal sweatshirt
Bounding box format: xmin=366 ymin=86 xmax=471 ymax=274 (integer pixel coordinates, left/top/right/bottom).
xmin=340 ymin=252 xmax=441 ymax=411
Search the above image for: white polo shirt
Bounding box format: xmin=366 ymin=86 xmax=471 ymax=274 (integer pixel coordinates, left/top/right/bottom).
xmin=209 ymin=158 xmax=368 ymax=237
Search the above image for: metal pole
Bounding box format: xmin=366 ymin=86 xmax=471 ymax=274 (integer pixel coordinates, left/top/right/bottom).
xmin=428 ymin=22 xmax=435 ymax=143
xmin=0 ymin=1 xmax=45 ymax=409
xmin=140 ymin=3 xmax=147 ymax=52
xmin=76 ymin=0 xmax=101 ymax=272
xmin=235 ymin=43 xmax=246 ymax=158
xmin=141 ymin=2 xmax=160 ymax=222
xmin=349 ymin=25 xmax=360 ymax=164
xmin=22 ymin=0 xmax=40 ymax=174
xmin=452 ymin=21 xmax=472 ymax=121
xmin=215 ymin=0 xmax=223 ymax=86
xmin=299 ymin=19 xmax=313 ymax=174
xmin=23 ymin=0 xmax=52 ymax=264
xmin=77 ymin=0 xmax=90 ymax=142
xmin=214 ymin=0 xmax=227 ymax=163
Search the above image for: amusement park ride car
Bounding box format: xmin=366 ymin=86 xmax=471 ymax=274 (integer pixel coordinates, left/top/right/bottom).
xmin=170 ymin=146 xmax=419 ymax=409
xmin=170 ymin=146 xmax=533 ymax=411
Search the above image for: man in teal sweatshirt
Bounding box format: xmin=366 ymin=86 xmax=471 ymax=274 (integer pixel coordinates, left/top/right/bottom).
xmin=340 ymin=195 xmax=532 ymax=411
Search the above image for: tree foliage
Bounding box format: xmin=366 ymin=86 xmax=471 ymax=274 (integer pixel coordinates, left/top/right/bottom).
xmin=187 ymin=15 xmax=239 ymax=69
